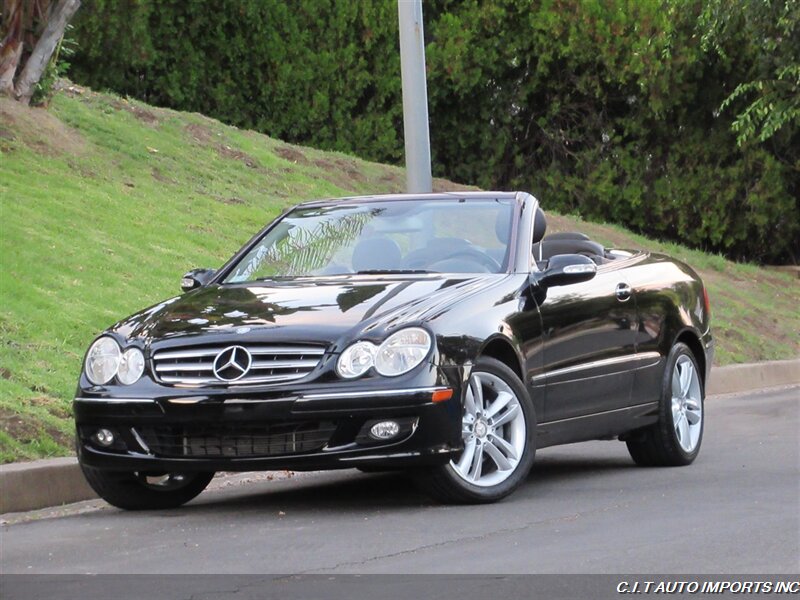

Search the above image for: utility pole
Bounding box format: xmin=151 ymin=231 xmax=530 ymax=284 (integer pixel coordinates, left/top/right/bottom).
xmin=398 ymin=0 xmax=432 ymax=194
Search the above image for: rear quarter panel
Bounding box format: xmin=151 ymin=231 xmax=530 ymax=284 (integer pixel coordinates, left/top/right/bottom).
xmin=624 ymin=252 xmax=711 ymax=404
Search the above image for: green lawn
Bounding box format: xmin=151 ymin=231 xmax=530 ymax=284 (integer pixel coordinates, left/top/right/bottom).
xmin=0 ymin=85 xmax=797 ymax=463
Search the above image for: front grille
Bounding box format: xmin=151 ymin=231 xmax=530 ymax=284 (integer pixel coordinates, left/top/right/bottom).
xmin=135 ymin=421 xmax=337 ymax=458
xmin=151 ymin=343 xmax=326 ymax=386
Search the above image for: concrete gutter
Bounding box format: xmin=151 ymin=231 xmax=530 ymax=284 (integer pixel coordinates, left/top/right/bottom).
xmin=2 ymin=358 xmax=798 ymax=515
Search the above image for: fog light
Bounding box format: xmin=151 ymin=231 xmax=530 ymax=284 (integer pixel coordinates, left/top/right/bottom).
xmin=93 ymin=428 xmax=115 ymax=447
xmin=369 ymin=420 xmax=400 ymax=440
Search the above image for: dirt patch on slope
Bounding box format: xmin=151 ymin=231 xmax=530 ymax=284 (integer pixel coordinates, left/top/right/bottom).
xmin=108 ymin=98 xmax=160 ymax=125
xmin=333 ymin=157 xmax=365 ymax=183
xmin=0 ymin=406 xmax=72 ymax=449
xmin=0 ymin=97 xmax=86 ymax=156
xmin=217 ymin=144 xmax=260 ymax=168
xmin=275 ymin=145 xmax=309 ymax=165
xmin=311 ymin=155 xmax=371 ymax=189
xmin=312 ymin=157 xmax=336 ymax=170
xmin=29 ymin=396 xmax=72 ymax=420
xmin=432 ymin=178 xmax=477 ymax=192
xmin=185 ymin=122 xmax=213 ymax=143
xmin=0 ymin=409 xmax=40 ymax=444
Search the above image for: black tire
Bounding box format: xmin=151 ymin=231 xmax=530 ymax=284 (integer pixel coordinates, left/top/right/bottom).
xmin=626 ymin=342 xmax=704 ymax=467
xmin=413 ymin=356 xmax=536 ymax=504
xmin=80 ymin=465 xmax=215 ymax=510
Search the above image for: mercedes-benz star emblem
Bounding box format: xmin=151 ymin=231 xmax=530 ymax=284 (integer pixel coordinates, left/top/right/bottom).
xmin=212 ymin=346 xmax=252 ymax=382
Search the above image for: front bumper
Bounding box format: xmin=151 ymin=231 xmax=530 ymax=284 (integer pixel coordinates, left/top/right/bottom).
xmin=75 ymin=368 xmax=465 ymax=473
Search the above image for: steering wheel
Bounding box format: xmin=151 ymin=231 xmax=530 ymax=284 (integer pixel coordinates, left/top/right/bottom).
xmin=429 ymin=249 xmax=501 ymax=273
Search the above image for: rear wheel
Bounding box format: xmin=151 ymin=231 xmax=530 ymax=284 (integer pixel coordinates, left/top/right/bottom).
xmin=413 ymin=357 xmax=536 ymax=503
xmin=80 ymin=465 xmax=214 ymax=510
xmin=626 ymin=342 xmax=704 ymax=466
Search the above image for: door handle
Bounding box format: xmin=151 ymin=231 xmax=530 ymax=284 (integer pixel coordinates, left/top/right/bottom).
xmin=615 ymin=283 xmax=632 ymax=302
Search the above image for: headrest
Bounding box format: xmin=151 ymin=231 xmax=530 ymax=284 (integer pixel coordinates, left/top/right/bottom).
xmin=532 ymin=207 xmax=547 ymax=244
xmin=545 ymin=231 xmax=589 ymax=241
xmin=351 ymin=237 xmax=402 ymax=272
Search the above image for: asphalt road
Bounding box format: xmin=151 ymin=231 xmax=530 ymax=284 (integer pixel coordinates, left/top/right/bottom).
xmin=2 ymin=386 xmax=798 ymax=575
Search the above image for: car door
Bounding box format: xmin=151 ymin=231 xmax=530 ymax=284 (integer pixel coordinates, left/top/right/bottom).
xmin=535 ymin=262 xmax=638 ymax=422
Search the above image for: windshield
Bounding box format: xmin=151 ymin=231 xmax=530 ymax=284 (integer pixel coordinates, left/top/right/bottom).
xmin=223 ymin=198 xmax=515 ymax=283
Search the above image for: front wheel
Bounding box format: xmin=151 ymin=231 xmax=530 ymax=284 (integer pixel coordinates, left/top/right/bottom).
xmin=413 ymin=357 xmax=536 ymax=504
xmin=80 ymin=464 xmax=215 ymax=510
xmin=626 ymin=342 xmax=704 ymax=466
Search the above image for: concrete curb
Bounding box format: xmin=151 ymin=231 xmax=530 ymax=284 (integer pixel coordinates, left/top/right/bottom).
xmin=0 ymin=457 xmax=94 ymax=514
xmin=2 ymin=358 xmax=798 ymax=515
xmin=706 ymin=358 xmax=800 ymax=396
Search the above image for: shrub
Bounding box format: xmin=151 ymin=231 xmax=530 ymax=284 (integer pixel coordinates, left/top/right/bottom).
xmin=68 ymin=0 xmax=799 ymax=263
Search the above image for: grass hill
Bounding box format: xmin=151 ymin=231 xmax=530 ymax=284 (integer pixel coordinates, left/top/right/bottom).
xmin=0 ymin=83 xmax=797 ymax=462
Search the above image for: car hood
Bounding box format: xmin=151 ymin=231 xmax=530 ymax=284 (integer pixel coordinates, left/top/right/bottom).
xmin=110 ymin=275 xmax=512 ymax=350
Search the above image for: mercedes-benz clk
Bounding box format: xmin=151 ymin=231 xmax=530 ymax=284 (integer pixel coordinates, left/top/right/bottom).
xmin=74 ymin=192 xmax=713 ymax=509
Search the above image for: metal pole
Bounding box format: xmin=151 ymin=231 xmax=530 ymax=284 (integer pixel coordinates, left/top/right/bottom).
xmin=398 ymin=0 xmax=432 ymax=194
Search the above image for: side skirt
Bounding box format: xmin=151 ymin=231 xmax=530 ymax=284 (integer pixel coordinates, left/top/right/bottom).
xmin=536 ymin=402 xmax=659 ymax=449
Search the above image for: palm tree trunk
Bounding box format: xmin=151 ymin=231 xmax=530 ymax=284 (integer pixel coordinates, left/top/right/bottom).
xmin=0 ymin=0 xmax=24 ymax=95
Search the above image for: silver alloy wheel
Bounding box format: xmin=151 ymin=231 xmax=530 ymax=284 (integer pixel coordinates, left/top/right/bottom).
xmin=450 ymin=371 xmax=526 ymax=487
xmin=671 ymin=355 xmax=702 ymax=453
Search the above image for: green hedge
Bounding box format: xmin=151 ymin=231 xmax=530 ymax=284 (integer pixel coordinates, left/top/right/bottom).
xmin=69 ymin=0 xmax=799 ymax=264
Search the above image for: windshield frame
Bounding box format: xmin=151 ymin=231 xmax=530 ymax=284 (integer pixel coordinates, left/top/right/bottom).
xmin=211 ymin=193 xmax=527 ymax=285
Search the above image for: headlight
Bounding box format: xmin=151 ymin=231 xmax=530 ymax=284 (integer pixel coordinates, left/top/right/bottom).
xmin=337 ymin=328 xmax=432 ymax=379
xmin=336 ymin=341 xmax=376 ymax=379
xmin=374 ymin=328 xmax=431 ymax=376
xmin=117 ymin=348 xmax=145 ymax=385
xmin=84 ymin=337 xmax=121 ymax=385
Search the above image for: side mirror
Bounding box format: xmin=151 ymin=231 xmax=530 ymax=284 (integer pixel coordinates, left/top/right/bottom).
xmin=531 ymin=254 xmax=597 ymax=288
xmin=181 ymin=268 xmax=216 ymax=292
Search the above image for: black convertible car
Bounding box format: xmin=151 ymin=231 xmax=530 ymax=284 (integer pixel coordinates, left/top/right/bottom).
xmin=75 ymin=191 xmax=713 ymax=508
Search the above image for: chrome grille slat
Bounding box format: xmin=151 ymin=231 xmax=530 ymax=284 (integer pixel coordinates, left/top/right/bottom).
xmin=157 ymin=376 xmax=220 ymax=385
xmin=159 ymin=373 xmax=309 ymax=385
xmin=249 ymin=347 xmax=325 ymax=356
xmin=154 ymin=349 xmax=220 ymax=360
xmin=155 ymin=363 xmax=210 ymax=372
xmin=251 ymin=359 xmax=320 ymax=370
xmin=155 ymin=359 xmax=320 ymax=373
xmin=155 ymin=346 xmax=324 ymax=360
xmin=152 ymin=343 xmax=325 ymax=386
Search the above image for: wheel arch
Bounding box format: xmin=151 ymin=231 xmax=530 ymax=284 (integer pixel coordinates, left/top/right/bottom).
xmin=477 ymin=335 xmax=525 ymax=383
xmin=674 ymin=329 xmax=707 ymax=387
